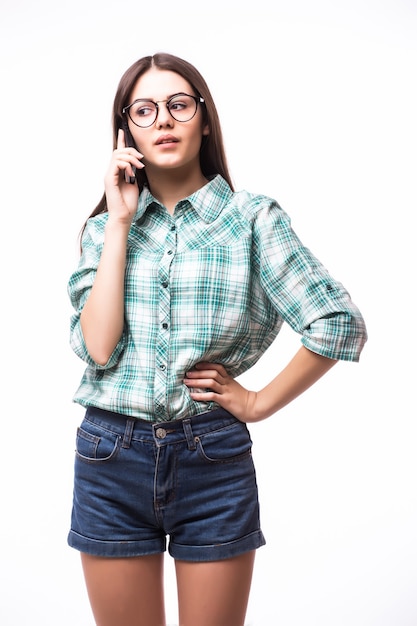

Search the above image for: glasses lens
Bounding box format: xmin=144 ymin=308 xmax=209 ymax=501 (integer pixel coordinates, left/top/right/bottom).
xmin=168 ymin=95 xmax=197 ymax=122
xmin=128 ymin=100 xmax=157 ymax=127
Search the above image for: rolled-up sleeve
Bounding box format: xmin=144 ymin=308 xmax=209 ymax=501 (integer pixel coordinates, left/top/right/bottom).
xmin=252 ymin=200 xmax=368 ymax=362
xmin=68 ymin=221 xmax=126 ymax=369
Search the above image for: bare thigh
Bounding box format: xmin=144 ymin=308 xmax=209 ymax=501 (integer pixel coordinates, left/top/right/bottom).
xmin=175 ymin=550 xmax=256 ymax=626
xmin=81 ymin=552 xmax=165 ymax=626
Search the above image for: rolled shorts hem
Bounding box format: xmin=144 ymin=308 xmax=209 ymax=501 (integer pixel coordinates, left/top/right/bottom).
xmin=169 ymin=529 xmax=266 ymax=562
xmin=67 ymin=528 xmax=266 ymax=561
xmin=67 ymin=530 xmax=166 ymax=558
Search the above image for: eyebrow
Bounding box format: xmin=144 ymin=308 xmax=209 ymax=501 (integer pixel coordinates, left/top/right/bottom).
xmin=133 ymin=92 xmax=188 ymax=102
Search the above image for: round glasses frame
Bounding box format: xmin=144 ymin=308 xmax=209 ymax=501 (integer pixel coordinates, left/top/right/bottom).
xmin=122 ymin=92 xmax=205 ymax=128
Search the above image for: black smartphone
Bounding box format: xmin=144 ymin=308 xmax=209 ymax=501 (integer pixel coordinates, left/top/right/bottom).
xmin=121 ymin=120 xmax=138 ymax=185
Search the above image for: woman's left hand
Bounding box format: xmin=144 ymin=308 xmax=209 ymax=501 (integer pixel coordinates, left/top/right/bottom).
xmin=183 ymin=362 xmax=261 ymax=423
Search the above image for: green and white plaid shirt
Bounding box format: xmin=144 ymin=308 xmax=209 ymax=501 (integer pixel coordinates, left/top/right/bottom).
xmin=68 ymin=175 xmax=367 ymax=421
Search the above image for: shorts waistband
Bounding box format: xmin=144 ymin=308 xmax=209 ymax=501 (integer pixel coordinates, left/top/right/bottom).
xmin=84 ymin=406 xmax=239 ymax=450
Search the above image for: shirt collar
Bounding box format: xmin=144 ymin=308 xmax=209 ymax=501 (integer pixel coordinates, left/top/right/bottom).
xmin=134 ymin=175 xmax=233 ymax=223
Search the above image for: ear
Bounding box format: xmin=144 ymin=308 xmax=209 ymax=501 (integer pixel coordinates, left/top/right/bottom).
xmin=202 ymin=123 xmax=210 ymax=137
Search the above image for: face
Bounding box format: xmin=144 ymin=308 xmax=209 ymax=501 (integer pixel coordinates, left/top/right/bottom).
xmin=125 ymin=68 xmax=209 ymax=174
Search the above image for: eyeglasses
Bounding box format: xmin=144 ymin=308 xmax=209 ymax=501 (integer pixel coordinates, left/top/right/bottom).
xmin=122 ymin=92 xmax=205 ymax=128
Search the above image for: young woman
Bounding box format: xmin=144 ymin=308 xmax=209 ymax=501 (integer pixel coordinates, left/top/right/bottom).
xmin=67 ymin=52 xmax=367 ymax=626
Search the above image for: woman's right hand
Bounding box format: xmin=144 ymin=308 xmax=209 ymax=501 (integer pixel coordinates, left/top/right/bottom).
xmin=104 ymin=128 xmax=144 ymax=224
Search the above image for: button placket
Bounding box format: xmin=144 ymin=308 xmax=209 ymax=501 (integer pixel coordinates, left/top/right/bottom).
xmin=154 ymin=221 xmax=177 ymax=417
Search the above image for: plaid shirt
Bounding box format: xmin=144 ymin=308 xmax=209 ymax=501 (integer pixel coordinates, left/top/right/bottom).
xmin=68 ymin=175 xmax=367 ymax=421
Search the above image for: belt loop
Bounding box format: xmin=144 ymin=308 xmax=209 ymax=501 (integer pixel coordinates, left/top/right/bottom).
xmin=182 ymin=418 xmax=196 ymax=451
xmin=122 ymin=418 xmax=135 ymax=449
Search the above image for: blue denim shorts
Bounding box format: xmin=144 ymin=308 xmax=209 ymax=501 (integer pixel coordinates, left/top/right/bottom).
xmin=68 ymin=406 xmax=266 ymax=561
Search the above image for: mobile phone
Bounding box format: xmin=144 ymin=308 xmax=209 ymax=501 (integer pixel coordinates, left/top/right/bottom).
xmin=121 ymin=120 xmax=138 ymax=184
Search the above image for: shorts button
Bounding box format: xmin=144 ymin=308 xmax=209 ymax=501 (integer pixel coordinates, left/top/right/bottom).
xmin=155 ymin=428 xmax=167 ymax=439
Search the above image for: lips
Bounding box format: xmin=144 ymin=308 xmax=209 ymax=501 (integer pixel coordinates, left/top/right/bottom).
xmin=156 ymin=134 xmax=179 ymax=145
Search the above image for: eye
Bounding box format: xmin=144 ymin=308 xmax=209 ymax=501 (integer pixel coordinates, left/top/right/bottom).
xmin=132 ymin=101 xmax=156 ymax=118
xmin=168 ymin=96 xmax=192 ymax=112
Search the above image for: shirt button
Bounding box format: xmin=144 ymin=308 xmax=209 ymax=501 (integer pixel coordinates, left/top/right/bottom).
xmin=159 ymin=363 xmax=166 ymax=370
xmin=167 ymin=250 xmax=173 ymax=255
xmin=161 ymin=281 xmax=168 ymax=288
xmin=162 ymin=323 xmax=168 ymax=329
xmin=155 ymin=428 xmax=167 ymax=439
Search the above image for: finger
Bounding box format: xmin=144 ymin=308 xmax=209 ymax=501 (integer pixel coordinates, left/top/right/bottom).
xmin=112 ymin=150 xmax=143 ymax=184
xmin=113 ymin=151 xmax=135 ymax=184
xmin=184 ymin=377 xmax=224 ymax=394
xmin=117 ymin=128 xmax=126 ymax=150
xmin=186 ymin=368 xmax=226 ymax=384
xmin=189 ymin=389 xmax=219 ymax=401
xmin=194 ymin=362 xmax=227 ymax=376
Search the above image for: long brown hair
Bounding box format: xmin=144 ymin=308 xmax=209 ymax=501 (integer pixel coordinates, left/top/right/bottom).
xmin=80 ymin=52 xmax=233 ymax=237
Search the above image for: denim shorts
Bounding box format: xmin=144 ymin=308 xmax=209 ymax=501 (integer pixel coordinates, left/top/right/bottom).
xmin=68 ymin=406 xmax=266 ymax=561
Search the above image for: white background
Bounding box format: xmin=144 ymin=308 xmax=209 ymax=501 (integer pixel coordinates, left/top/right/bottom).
xmin=0 ymin=1 xmax=416 ymax=624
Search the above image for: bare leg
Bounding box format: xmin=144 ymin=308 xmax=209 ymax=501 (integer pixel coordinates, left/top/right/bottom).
xmin=81 ymin=552 xmax=166 ymax=626
xmin=175 ymin=550 xmax=255 ymax=626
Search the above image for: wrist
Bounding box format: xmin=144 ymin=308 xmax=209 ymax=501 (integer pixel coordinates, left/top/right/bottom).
xmin=251 ymin=389 xmax=278 ymax=421
xmin=105 ymin=216 xmax=132 ymax=235
xmin=247 ymin=390 xmax=268 ymax=422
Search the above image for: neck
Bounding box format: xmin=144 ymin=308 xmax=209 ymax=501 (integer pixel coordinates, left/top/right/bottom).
xmin=146 ymin=166 xmax=209 ymax=214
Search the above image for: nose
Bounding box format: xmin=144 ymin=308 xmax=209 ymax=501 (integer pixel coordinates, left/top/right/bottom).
xmin=155 ymin=104 xmax=174 ymax=128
